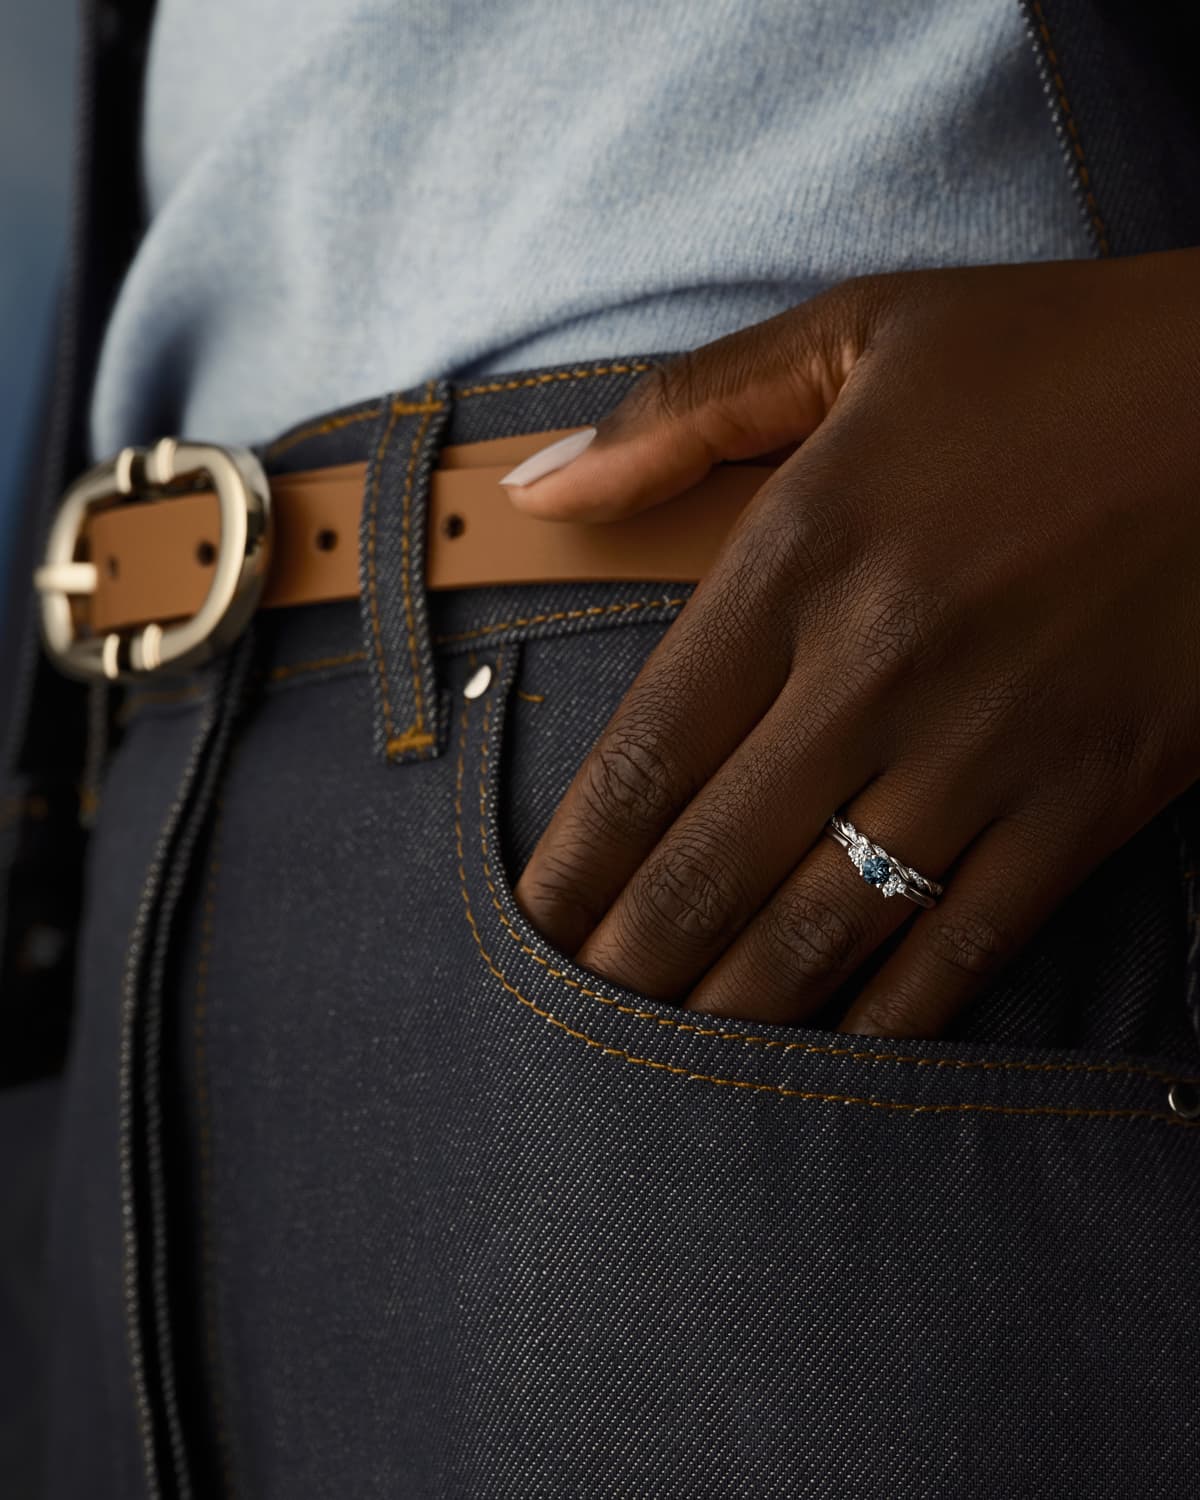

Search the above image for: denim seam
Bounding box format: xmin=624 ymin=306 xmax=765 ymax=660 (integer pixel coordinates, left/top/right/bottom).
xmin=363 ymin=399 xmax=404 ymax=747
xmin=1027 ymin=0 xmax=1111 ymax=256
xmin=433 ymin=595 xmax=691 ymax=647
xmin=269 ymin=649 xmax=366 ymax=683
xmin=120 ymin=651 xmax=372 ymax=720
xmin=456 ymin=677 xmax=1197 ymax=1125
xmin=260 ymin=361 xmax=653 ymax=464
xmin=117 ymin=594 xmax=682 ymax=723
xmin=117 ymin=594 xmax=685 ymax=721
xmin=362 ymin=390 xmax=446 ymax=759
xmin=118 ymin=688 xmax=220 ymax=1498
xmin=191 ymin=798 xmax=240 ymax=1498
xmin=116 ymin=686 xmax=212 ymax=722
xmin=462 ymin=644 xmax=1200 ymax=1099
xmin=387 ymin=383 xmax=444 ymax=758
xmin=262 ymin=401 xmax=385 ymax=460
xmin=455 ymin=361 xmax=653 ymax=399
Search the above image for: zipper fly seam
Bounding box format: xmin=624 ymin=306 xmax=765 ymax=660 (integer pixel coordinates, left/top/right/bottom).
xmin=141 ymin=639 xmax=257 ymax=1499
xmin=119 ymin=686 xmax=223 ymax=1497
xmin=120 ymin=636 xmax=255 ymax=1499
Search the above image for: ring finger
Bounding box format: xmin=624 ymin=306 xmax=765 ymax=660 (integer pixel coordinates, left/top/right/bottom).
xmin=680 ymin=770 xmax=986 ymax=1026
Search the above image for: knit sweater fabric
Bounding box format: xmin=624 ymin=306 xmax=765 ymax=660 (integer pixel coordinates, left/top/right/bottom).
xmin=87 ymin=0 xmax=1094 ymax=457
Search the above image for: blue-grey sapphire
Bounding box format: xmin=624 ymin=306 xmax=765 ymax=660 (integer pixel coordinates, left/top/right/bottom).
xmin=861 ymin=854 xmax=892 ymax=887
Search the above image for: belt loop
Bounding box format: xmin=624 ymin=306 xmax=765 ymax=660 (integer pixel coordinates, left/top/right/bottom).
xmin=357 ymin=377 xmax=453 ymax=763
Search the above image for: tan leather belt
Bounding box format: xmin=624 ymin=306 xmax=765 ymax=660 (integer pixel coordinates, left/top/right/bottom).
xmin=36 ymin=426 xmax=783 ymax=682
xmin=88 ymin=426 xmax=778 ymax=631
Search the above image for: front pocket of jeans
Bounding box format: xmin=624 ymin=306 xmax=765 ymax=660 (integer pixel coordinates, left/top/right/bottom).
xmin=444 ymin=624 xmax=1200 ymax=1494
xmin=451 ymin=627 xmax=1200 ymax=1131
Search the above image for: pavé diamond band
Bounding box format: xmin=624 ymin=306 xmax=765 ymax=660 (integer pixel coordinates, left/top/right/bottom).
xmin=825 ymin=815 xmax=944 ymax=910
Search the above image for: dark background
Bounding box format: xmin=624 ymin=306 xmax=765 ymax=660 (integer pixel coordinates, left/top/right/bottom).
xmin=1 ymin=1 xmax=79 ymax=586
xmin=0 ymin=0 xmax=79 ymax=1485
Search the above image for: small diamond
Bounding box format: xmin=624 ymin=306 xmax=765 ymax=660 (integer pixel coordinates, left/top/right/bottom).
xmin=861 ymin=854 xmax=892 ymax=887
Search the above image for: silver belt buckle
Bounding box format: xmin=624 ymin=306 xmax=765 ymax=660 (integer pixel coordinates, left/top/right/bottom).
xmin=33 ymin=438 xmax=273 ymax=683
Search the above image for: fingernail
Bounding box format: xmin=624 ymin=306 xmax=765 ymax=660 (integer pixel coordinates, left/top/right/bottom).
xmin=498 ymin=427 xmax=597 ymax=488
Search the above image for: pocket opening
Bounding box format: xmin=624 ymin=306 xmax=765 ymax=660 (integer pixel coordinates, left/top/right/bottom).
xmin=452 ymin=634 xmax=1200 ymax=1130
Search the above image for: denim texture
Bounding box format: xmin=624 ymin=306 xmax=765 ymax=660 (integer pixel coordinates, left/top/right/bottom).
xmin=38 ymin=353 xmax=1200 ymax=1498
xmin=1021 ymin=0 xmax=1200 ymax=255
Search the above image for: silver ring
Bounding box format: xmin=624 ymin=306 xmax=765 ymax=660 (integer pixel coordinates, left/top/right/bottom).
xmin=825 ymin=814 xmax=944 ymax=909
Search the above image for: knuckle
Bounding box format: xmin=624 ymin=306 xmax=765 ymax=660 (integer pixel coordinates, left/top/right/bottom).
xmin=851 ymin=573 xmax=949 ymax=682
xmin=622 ymin=344 xmax=769 ymax=459
xmin=579 ymin=723 xmax=680 ymax=840
xmin=925 ymin=908 xmax=1011 ymax=982
xmin=773 ymin=492 xmax=855 ymax=592
xmin=629 ymin=832 xmax=746 ymax=949
xmin=760 ymin=887 xmax=864 ymax=985
xmin=629 ymin=351 xmax=708 ymax=428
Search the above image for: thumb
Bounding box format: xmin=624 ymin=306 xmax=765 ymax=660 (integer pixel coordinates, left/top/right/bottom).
xmin=496 ymin=280 xmax=885 ymax=522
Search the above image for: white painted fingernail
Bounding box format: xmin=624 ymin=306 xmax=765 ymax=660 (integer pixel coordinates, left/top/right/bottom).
xmin=498 ymin=427 xmax=597 ymax=488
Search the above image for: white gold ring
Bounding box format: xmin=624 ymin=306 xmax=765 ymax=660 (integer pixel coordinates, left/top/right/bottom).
xmin=825 ymin=815 xmax=944 ymax=909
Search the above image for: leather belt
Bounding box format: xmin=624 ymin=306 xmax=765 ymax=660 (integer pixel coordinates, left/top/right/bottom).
xmin=89 ymin=426 xmax=778 ymax=630
xmin=36 ymin=425 xmax=783 ymax=682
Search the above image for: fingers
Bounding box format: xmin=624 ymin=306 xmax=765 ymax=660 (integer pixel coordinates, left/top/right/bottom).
xmin=565 ymin=667 xmax=889 ymax=999
xmin=834 ymin=806 xmax=1110 ymax=1039
xmin=674 ymin=777 xmax=979 ymax=1026
xmin=591 ymin=751 xmax=982 ymax=1022
xmin=510 ymin=587 xmax=792 ymax=958
xmin=510 ymin=420 xmax=877 ymax=963
xmin=498 ymin=282 xmax=888 ymax=522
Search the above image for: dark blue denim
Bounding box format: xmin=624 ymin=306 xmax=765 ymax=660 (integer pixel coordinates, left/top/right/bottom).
xmin=42 ymin=354 xmax=1200 ymax=1499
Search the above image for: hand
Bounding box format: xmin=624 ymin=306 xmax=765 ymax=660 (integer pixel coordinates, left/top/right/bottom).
xmin=501 ymin=249 xmax=1200 ymax=1039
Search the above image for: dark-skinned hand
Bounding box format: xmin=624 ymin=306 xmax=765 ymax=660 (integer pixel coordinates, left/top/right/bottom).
xmin=498 ymin=249 xmax=1200 ymax=1039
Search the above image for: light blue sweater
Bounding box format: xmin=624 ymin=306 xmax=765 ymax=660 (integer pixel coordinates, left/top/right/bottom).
xmin=88 ymin=0 xmax=1092 ymax=459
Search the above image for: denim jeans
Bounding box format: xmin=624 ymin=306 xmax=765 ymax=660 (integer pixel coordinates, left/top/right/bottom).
xmin=42 ymin=353 xmax=1200 ymax=1499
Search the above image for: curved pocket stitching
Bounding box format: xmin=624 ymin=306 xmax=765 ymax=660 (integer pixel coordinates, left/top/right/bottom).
xmin=454 ymin=647 xmax=1200 ymax=1127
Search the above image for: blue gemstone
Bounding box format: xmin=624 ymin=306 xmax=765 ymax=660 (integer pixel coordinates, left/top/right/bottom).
xmin=861 ymin=854 xmax=892 ymax=887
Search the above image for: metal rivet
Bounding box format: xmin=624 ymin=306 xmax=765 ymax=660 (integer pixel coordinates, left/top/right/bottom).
xmin=463 ymin=663 xmax=493 ymax=700
xmin=1167 ymin=1081 xmax=1200 ymax=1120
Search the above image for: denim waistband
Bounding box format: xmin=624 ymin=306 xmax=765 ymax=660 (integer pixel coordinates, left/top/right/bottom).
xmin=110 ymin=346 xmax=1200 ymax=1083
xmin=197 ymin=350 xmax=699 ymax=765
xmin=109 ymin=348 xmax=1200 ymax=1082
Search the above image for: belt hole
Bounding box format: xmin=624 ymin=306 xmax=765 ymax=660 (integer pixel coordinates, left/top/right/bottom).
xmin=196 ymin=539 xmax=217 ymax=567
xmin=315 ymin=527 xmax=338 ymax=552
xmin=106 ymin=555 xmax=119 ymax=580
xmin=442 ymin=513 xmax=465 ymax=539
xmin=1168 ymin=1081 xmax=1200 ymax=1119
